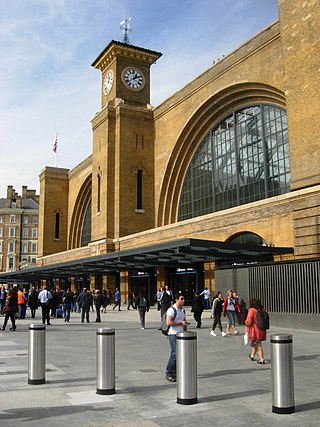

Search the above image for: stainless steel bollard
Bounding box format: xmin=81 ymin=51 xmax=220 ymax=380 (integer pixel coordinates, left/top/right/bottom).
xmin=96 ymin=328 xmax=115 ymax=395
xmin=271 ymin=334 xmax=295 ymax=414
xmin=176 ymin=331 xmax=197 ymax=405
xmin=28 ymin=324 xmax=46 ymax=385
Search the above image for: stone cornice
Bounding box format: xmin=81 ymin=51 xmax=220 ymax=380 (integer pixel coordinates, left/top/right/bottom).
xmin=92 ymin=40 xmax=162 ymax=72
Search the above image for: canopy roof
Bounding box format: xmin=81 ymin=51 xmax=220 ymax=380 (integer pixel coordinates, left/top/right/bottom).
xmin=0 ymin=238 xmax=293 ymax=282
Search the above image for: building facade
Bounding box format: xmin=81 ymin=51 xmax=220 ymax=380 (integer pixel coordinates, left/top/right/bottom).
xmin=34 ymin=0 xmax=319 ymax=302
xmin=0 ymin=186 xmax=39 ymax=273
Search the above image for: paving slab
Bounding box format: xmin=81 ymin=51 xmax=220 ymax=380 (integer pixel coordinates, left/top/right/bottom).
xmin=0 ymin=307 xmax=319 ymax=427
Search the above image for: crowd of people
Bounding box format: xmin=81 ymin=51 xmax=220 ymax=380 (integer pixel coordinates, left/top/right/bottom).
xmin=1 ymin=283 xmax=269 ymax=370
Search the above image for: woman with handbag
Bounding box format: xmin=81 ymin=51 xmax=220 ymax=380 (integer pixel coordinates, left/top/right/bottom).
xmin=245 ymin=298 xmax=267 ymax=364
xmin=1 ymin=288 xmax=18 ymax=331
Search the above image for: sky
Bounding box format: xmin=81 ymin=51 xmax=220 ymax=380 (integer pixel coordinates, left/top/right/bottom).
xmin=0 ymin=0 xmax=279 ymax=198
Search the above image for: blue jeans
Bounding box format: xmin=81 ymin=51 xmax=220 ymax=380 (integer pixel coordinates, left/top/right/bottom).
xmin=166 ymin=334 xmax=177 ymax=377
xmin=64 ymin=303 xmax=71 ymax=320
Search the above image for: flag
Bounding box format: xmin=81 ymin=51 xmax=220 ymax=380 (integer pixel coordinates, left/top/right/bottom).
xmin=52 ymin=134 xmax=58 ymax=153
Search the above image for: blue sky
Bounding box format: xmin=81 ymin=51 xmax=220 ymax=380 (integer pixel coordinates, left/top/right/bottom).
xmin=0 ymin=0 xmax=278 ymax=198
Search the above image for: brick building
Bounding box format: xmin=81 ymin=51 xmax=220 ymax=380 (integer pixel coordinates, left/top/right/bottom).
xmin=0 ymin=186 xmax=39 ymax=272
xmin=0 ymin=1 xmax=319 ymax=328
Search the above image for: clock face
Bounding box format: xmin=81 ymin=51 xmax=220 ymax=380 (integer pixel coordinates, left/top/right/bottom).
xmin=103 ymin=70 xmax=113 ymax=95
xmin=122 ymin=67 xmax=145 ymax=90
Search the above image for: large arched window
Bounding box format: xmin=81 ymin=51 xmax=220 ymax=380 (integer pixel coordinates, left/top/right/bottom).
xmin=178 ymin=104 xmax=290 ymax=221
xmin=81 ymin=198 xmax=91 ymax=247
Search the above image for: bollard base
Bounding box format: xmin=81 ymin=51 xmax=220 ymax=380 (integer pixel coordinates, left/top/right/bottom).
xmin=272 ymin=406 xmax=295 ymax=414
xmin=96 ymin=388 xmax=115 ymax=395
xmin=177 ymin=397 xmax=198 ymax=405
xmin=28 ymin=378 xmax=45 ymax=385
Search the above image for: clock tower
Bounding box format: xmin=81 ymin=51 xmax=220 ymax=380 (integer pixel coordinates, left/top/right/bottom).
xmin=92 ymin=40 xmax=162 ymax=107
xmin=90 ymin=40 xmax=162 ymax=245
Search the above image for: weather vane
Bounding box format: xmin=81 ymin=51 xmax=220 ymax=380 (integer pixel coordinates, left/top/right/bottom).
xmin=120 ymin=17 xmax=133 ymax=44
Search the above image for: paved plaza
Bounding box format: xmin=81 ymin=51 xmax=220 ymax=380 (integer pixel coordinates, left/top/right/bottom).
xmin=0 ymin=306 xmax=319 ymax=427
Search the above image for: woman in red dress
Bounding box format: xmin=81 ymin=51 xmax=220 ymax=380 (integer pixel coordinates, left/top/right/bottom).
xmin=245 ymin=298 xmax=267 ymax=364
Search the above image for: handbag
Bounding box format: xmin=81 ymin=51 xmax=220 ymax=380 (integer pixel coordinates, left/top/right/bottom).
xmin=244 ymin=332 xmax=249 ymax=346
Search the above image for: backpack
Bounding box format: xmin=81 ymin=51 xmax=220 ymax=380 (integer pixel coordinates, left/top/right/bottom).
xmin=161 ymin=307 xmax=177 ymax=336
xmin=256 ymin=310 xmax=270 ymax=330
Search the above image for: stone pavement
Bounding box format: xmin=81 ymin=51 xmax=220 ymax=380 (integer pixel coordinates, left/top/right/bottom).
xmin=0 ymin=306 xmax=319 ymax=427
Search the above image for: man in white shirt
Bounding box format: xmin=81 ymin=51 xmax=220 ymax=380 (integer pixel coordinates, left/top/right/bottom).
xmin=165 ymin=293 xmax=188 ymax=382
xmin=38 ymin=285 xmax=52 ymax=325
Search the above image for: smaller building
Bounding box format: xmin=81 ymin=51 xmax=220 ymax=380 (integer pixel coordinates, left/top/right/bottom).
xmin=0 ymin=185 xmax=39 ymax=272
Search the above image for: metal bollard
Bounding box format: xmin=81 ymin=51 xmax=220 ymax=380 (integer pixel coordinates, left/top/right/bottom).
xmin=28 ymin=324 xmax=46 ymax=385
xmin=176 ymin=331 xmax=197 ymax=405
xmin=96 ymin=328 xmax=115 ymax=395
xmin=270 ymin=333 xmax=295 ymax=414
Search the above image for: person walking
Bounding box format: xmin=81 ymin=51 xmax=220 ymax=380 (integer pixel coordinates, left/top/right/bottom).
xmin=94 ymin=289 xmax=103 ymax=322
xmin=200 ymin=287 xmax=211 ymax=309
xmin=165 ymin=293 xmax=188 ymax=382
xmin=78 ymin=288 xmax=91 ymax=323
xmin=223 ymin=290 xmax=240 ymax=335
xmin=28 ymin=286 xmax=39 ymax=319
xmin=135 ymin=287 xmax=149 ymax=329
xmin=63 ymin=288 xmax=73 ymax=322
xmin=38 ymin=285 xmax=52 ymax=325
xmin=245 ymin=298 xmax=267 ymax=364
xmin=0 ymin=285 xmax=7 ymax=315
xmin=191 ymin=291 xmax=203 ymax=328
xmin=210 ymin=291 xmax=227 ymax=336
xmin=1 ymin=288 xmax=18 ymax=331
xmin=113 ymin=288 xmax=121 ymax=311
xmin=127 ymin=289 xmax=136 ymax=310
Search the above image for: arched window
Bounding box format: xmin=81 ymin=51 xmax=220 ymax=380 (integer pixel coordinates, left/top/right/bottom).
xmin=81 ymin=198 xmax=91 ymax=247
xmin=178 ymin=104 xmax=290 ymax=221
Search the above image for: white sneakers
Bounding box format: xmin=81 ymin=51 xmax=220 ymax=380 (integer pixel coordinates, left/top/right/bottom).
xmin=210 ymin=331 xmax=227 ymax=337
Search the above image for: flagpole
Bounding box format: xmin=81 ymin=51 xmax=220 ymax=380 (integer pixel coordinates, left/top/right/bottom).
xmin=53 ymin=133 xmax=58 ymax=167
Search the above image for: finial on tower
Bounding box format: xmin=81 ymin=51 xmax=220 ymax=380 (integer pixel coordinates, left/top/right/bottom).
xmin=120 ymin=17 xmax=133 ymax=44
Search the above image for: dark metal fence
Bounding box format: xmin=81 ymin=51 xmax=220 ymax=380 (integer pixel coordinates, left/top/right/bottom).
xmin=249 ymin=260 xmax=320 ymax=315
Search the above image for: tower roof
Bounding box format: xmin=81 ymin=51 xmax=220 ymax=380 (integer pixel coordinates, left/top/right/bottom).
xmin=91 ymin=40 xmax=162 ymax=72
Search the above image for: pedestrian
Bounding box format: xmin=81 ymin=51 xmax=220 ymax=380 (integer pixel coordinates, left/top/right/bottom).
xmin=223 ymin=290 xmax=240 ymax=335
xmin=38 ymin=285 xmax=52 ymax=325
xmin=77 ymin=288 xmax=91 ymax=323
xmin=0 ymin=285 xmax=7 ymax=314
xmin=200 ymin=287 xmax=211 ymax=309
xmin=135 ymin=287 xmax=149 ymax=329
xmin=63 ymin=287 xmax=73 ymax=322
xmin=165 ymin=293 xmax=188 ymax=382
xmin=94 ymin=289 xmax=103 ymax=322
xmin=210 ymin=291 xmax=227 ymax=336
xmin=191 ymin=291 xmax=203 ymax=328
xmin=1 ymin=288 xmax=18 ymax=331
xmin=113 ymin=288 xmax=121 ymax=311
xmin=17 ymin=288 xmax=25 ymax=319
xmin=245 ymin=298 xmax=267 ymax=364
xmin=127 ymin=289 xmax=136 ymax=310
xmin=28 ymin=286 xmax=39 ymax=318
xmin=160 ymin=286 xmax=172 ymax=322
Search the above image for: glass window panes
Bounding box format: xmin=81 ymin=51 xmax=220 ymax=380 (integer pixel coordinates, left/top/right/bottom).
xmin=10 ymin=215 xmax=15 ymax=223
xmin=32 ymin=242 xmax=37 ymax=253
xmin=178 ymin=104 xmax=290 ymax=221
xmin=81 ymin=199 xmax=92 ymax=247
xmin=23 ymin=228 xmax=28 ymax=238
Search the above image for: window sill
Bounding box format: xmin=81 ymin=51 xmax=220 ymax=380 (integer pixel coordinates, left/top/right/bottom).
xmin=135 ymin=209 xmax=145 ymax=214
